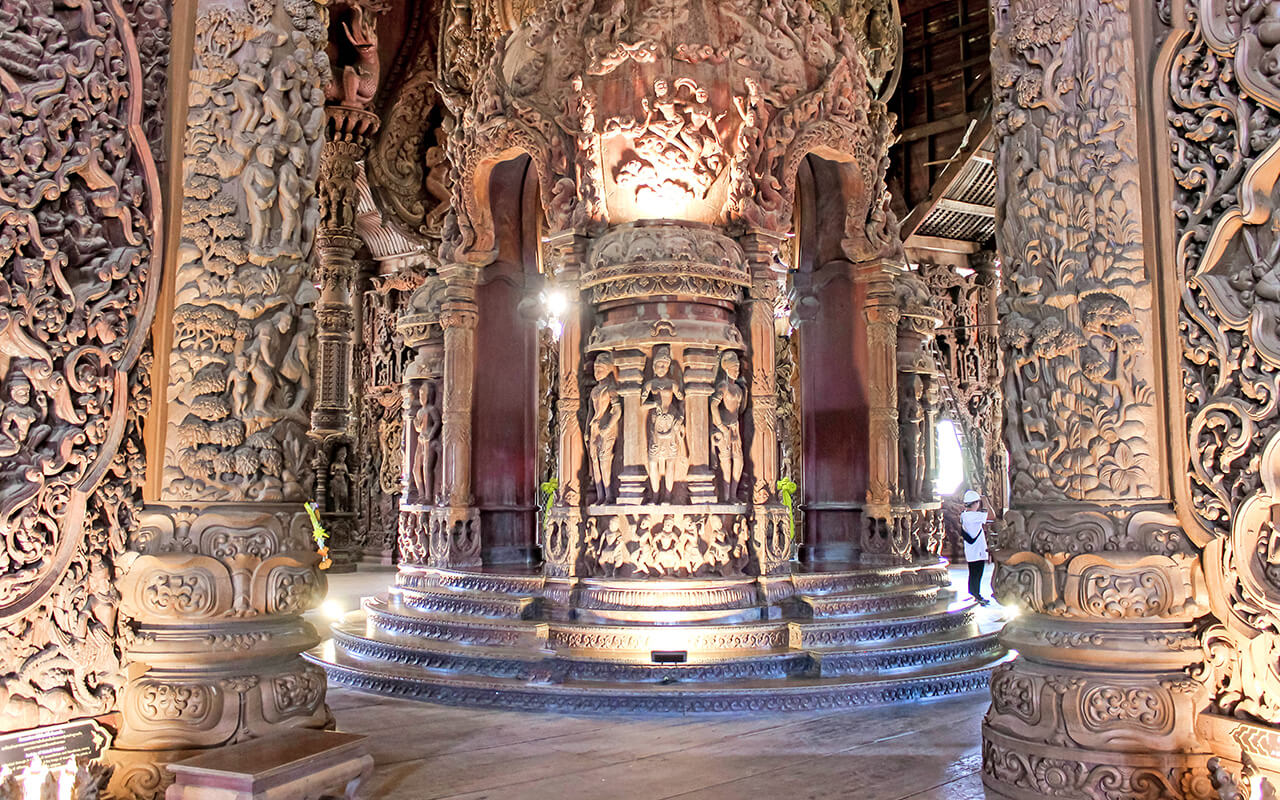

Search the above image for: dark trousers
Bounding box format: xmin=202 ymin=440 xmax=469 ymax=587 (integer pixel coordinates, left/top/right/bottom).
xmin=967 ymin=560 xmax=986 ymax=599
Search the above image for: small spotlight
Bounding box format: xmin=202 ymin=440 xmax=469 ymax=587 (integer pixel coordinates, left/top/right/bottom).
xmin=651 ymin=650 xmax=688 ymax=664
xmin=320 ymin=600 xmax=345 ymax=622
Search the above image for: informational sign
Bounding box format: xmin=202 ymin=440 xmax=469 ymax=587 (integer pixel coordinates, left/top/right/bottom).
xmin=0 ymin=720 xmax=111 ymax=774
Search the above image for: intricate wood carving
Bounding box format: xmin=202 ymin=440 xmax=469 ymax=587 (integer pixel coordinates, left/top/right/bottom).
xmin=0 ymin=0 xmax=162 ymax=730
xmin=161 ymin=0 xmax=328 ymax=503
xmin=1167 ymin=0 xmax=1280 ymax=784
xmin=445 ymin=0 xmax=892 ymax=264
xmin=985 ymin=0 xmax=1210 ymax=794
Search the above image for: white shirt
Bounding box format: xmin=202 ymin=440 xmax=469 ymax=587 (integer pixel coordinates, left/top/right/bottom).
xmin=960 ymin=510 xmax=989 ymax=562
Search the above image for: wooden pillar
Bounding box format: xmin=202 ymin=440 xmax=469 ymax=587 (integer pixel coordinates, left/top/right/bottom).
xmin=858 ymin=260 xmax=901 ymax=522
xmin=432 ymin=265 xmax=482 ymax=568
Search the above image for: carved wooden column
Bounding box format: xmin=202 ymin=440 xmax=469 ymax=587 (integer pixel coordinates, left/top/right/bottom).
xmin=742 ymin=232 xmax=790 ymax=575
xmin=115 ymin=0 xmax=331 ymax=792
xmin=311 ymin=110 xmax=378 ymax=572
xmin=858 ymin=260 xmax=902 ymax=559
xmin=313 ymin=114 xmax=376 ymax=437
xmin=544 ymin=233 xmax=587 ymax=578
xmin=431 ymin=266 xmax=482 ymax=568
xmin=970 ymin=249 xmax=1006 ymax=515
xmin=983 ymin=0 xmax=1212 ymax=796
xmin=396 ymin=279 xmax=445 ymax=566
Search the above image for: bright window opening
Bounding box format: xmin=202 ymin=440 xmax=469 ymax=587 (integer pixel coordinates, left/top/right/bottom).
xmin=936 ymin=419 xmax=966 ymax=497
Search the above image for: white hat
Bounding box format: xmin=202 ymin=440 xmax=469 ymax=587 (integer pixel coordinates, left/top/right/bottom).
xmin=963 ymin=490 xmax=981 ymax=504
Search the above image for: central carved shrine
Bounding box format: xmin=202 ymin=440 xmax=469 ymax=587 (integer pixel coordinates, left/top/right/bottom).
xmin=309 ymin=0 xmax=1007 ymax=710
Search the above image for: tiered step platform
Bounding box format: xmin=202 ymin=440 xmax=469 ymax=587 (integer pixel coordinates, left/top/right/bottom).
xmin=306 ymin=559 xmax=1010 ymax=713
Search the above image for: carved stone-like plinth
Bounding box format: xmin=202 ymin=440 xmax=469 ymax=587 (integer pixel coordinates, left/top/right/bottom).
xmin=984 ymin=519 xmax=1213 ymax=799
xmin=117 ymin=505 xmax=329 ymax=756
xmin=429 ymin=506 xmax=482 ymax=569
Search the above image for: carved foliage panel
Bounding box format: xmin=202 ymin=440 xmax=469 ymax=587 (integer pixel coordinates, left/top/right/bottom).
xmin=994 ymin=0 xmax=1161 ymax=504
xmin=0 ymin=0 xmax=164 ymax=729
xmin=1166 ymin=0 xmax=1280 ymax=731
xmin=161 ymin=0 xmax=329 ymax=503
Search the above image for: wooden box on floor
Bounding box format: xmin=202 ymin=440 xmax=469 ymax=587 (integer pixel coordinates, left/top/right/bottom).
xmin=164 ymin=730 xmax=373 ymax=800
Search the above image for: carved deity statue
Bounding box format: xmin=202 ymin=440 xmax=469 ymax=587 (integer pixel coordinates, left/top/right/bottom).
xmin=0 ymin=376 xmax=45 ymax=458
xmin=899 ymin=374 xmax=927 ymax=502
xmin=329 ymin=445 xmax=351 ymax=512
xmin=587 ymin=352 xmax=622 ymax=504
xmin=411 ymin=381 xmax=441 ymax=504
xmin=710 ymin=350 xmax=747 ymax=502
xmin=641 ymin=346 xmax=685 ymax=502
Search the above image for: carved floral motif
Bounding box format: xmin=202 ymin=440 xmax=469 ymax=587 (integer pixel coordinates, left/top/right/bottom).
xmin=0 ymin=0 xmax=163 ymax=728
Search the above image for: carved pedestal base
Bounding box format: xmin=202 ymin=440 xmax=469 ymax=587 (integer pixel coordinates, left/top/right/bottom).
xmin=115 ymin=505 xmax=330 ymax=799
xmin=545 ymin=507 xmax=584 ymax=577
xmin=428 ymin=506 xmax=482 ymax=568
xmin=751 ymin=506 xmax=792 ymax=576
xmin=984 ymin=548 xmax=1212 ymax=800
xmin=584 ymin=505 xmax=750 ymax=578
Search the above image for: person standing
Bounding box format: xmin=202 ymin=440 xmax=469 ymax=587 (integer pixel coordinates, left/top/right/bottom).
xmin=960 ymin=489 xmax=993 ymax=606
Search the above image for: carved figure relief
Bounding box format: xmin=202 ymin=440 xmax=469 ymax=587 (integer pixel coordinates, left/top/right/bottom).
xmin=588 ymin=352 xmax=621 ymax=504
xmin=710 ymin=350 xmax=747 ymax=503
xmin=411 ymin=381 xmax=442 ymax=505
xmin=162 ymin=0 xmax=328 ymax=503
xmin=328 ymin=446 xmax=352 ymax=512
xmin=898 ymin=373 xmax=926 ymax=503
xmin=0 ymin=0 xmax=162 ymax=728
xmin=642 ymin=346 xmax=686 ymax=502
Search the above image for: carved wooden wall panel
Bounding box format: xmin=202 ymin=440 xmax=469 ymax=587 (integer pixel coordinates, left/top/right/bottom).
xmin=0 ymin=0 xmax=164 ymax=731
xmin=1164 ymin=0 xmax=1280 ymax=790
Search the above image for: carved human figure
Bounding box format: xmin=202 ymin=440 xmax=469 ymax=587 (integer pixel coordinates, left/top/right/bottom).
xmin=587 ymin=352 xmax=622 ymax=504
xmin=412 ymin=381 xmax=441 ymax=504
xmin=641 ymin=78 xmax=689 ymax=160
xmin=641 ymin=345 xmax=685 ymax=502
xmin=328 ymin=445 xmax=351 ymax=512
xmin=279 ymin=307 xmax=313 ymax=413
xmin=899 ymin=374 xmax=927 ymax=501
xmin=710 ymin=350 xmax=747 ymax=502
xmin=277 ymin=146 xmax=304 ymax=251
xmin=227 ymin=350 xmax=252 ymax=418
xmin=242 ymin=144 xmax=278 ymax=252
xmin=245 ymin=312 xmax=285 ymax=413
xmin=0 ymin=376 xmax=45 ymax=458
xmin=674 ymin=79 xmax=725 ymax=172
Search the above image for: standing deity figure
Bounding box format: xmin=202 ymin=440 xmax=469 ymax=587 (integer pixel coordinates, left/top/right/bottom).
xmin=412 ymin=381 xmax=442 ymax=504
xmin=641 ymin=345 xmax=685 ymax=502
xmin=899 ymin=374 xmax=927 ymax=502
xmin=587 ymin=352 xmax=622 ymax=504
xmin=329 ymin=445 xmax=351 ymax=512
xmin=710 ymin=350 xmax=747 ymax=502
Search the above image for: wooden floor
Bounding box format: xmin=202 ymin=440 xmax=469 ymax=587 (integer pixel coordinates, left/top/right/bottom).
xmin=321 ymin=565 xmax=1000 ymax=800
xmin=329 ymin=679 xmax=994 ymax=799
